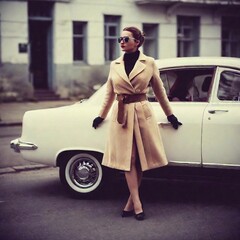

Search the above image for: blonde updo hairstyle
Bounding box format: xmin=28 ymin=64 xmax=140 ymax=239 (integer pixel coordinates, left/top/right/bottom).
xmin=123 ymin=26 xmax=145 ymax=48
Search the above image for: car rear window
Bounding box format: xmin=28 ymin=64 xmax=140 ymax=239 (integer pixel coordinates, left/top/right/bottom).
xmin=217 ymin=71 xmax=240 ymax=101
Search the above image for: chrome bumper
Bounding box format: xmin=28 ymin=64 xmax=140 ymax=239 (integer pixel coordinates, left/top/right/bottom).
xmin=10 ymin=139 xmax=38 ymax=153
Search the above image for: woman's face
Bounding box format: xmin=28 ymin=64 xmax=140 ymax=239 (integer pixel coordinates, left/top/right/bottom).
xmin=119 ymin=30 xmax=139 ymax=53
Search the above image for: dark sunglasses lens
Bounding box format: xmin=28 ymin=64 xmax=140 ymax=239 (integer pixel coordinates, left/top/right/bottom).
xmin=118 ymin=37 xmax=129 ymax=43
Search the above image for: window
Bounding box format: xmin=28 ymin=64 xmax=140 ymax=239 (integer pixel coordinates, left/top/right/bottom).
xmin=217 ymin=71 xmax=240 ymax=101
xmin=177 ymin=16 xmax=200 ymax=57
xmin=73 ymin=21 xmax=87 ymax=62
xmin=147 ymin=68 xmax=215 ymax=102
xmin=142 ymin=24 xmax=158 ymax=58
xmin=221 ymin=17 xmax=240 ymax=57
xmin=104 ymin=15 xmax=121 ymax=61
xmin=28 ymin=1 xmax=53 ymax=19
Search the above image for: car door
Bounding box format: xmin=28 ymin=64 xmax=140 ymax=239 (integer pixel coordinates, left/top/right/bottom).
xmin=150 ymin=67 xmax=215 ymax=166
xmin=202 ymin=67 xmax=240 ymax=167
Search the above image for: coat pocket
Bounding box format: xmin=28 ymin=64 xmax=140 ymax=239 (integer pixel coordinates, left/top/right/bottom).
xmin=142 ymin=102 xmax=152 ymax=120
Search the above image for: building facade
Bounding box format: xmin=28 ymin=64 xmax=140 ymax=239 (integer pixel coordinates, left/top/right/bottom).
xmin=0 ymin=0 xmax=240 ymax=101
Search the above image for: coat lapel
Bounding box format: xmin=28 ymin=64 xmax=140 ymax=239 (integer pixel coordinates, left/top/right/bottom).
xmin=114 ymin=52 xmax=147 ymax=83
xmin=114 ymin=56 xmax=129 ymax=82
xmin=129 ymin=52 xmax=147 ymax=80
xmin=129 ymin=60 xmax=146 ymax=80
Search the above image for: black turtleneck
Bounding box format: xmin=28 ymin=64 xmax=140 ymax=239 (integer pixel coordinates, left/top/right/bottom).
xmin=123 ymin=50 xmax=140 ymax=77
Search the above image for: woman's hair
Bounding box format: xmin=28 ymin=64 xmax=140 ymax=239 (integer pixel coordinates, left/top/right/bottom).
xmin=123 ymin=26 xmax=145 ymax=47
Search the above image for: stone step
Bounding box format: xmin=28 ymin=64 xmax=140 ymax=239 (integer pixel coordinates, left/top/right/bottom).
xmin=34 ymin=90 xmax=61 ymax=101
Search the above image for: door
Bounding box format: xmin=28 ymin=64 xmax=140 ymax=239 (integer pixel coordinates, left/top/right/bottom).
xmin=150 ymin=67 xmax=215 ymax=166
xmin=154 ymin=102 xmax=207 ymax=165
xmin=202 ymin=67 xmax=240 ymax=167
xmin=29 ymin=20 xmax=51 ymax=89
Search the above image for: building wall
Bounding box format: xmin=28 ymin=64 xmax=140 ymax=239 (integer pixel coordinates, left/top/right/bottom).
xmin=0 ymin=0 xmax=238 ymax=101
xmin=0 ymin=1 xmax=33 ymax=101
xmin=0 ymin=1 xmax=28 ymax=63
xmin=52 ymin=0 xmax=224 ymax=98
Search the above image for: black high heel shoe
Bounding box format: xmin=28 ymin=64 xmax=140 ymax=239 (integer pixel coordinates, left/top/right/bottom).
xmin=121 ymin=210 xmax=134 ymax=218
xmin=134 ymin=211 xmax=145 ymax=221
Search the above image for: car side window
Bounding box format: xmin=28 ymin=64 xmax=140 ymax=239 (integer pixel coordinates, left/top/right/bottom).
xmin=217 ymin=71 xmax=240 ymax=101
xmin=148 ymin=67 xmax=215 ymax=102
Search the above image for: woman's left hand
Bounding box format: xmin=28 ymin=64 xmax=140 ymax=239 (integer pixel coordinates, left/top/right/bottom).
xmin=92 ymin=117 xmax=104 ymax=129
xmin=167 ymin=114 xmax=182 ymax=130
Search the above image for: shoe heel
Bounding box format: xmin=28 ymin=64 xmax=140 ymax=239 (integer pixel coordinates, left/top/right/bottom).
xmin=121 ymin=210 xmax=134 ymax=218
xmin=134 ymin=212 xmax=145 ymax=221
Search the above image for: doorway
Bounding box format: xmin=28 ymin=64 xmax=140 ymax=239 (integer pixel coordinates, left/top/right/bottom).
xmin=28 ymin=2 xmax=53 ymax=90
xmin=29 ymin=20 xmax=52 ymax=89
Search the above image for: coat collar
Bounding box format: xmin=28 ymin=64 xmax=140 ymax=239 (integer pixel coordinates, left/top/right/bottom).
xmin=113 ymin=51 xmax=147 ymax=82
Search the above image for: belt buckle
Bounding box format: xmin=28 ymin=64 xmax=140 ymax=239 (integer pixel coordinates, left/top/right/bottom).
xmin=122 ymin=95 xmax=127 ymax=104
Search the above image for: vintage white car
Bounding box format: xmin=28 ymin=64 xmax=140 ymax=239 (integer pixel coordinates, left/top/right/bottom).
xmin=11 ymin=57 xmax=240 ymax=196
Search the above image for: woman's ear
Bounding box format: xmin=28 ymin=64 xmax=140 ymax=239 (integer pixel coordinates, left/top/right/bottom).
xmin=135 ymin=40 xmax=140 ymax=47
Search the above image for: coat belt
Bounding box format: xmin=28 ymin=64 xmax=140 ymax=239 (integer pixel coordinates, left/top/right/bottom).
xmin=116 ymin=94 xmax=147 ymax=125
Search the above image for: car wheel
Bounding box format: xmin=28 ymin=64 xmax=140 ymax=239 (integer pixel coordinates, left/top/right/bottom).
xmin=59 ymin=153 xmax=103 ymax=195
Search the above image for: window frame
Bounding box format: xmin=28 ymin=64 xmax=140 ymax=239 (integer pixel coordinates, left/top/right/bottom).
xmin=177 ymin=16 xmax=200 ymax=57
xmin=221 ymin=16 xmax=240 ymax=57
xmin=104 ymin=15 xmax=121 ymax=62
xmin=142 ymin=23 xmax=159 ymax=59
xmin=73 ymin=21 xmax=87 ymax=63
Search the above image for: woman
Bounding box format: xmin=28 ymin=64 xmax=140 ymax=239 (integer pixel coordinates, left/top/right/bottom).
xmin=92 ymin=26 xmax=182 ymax=221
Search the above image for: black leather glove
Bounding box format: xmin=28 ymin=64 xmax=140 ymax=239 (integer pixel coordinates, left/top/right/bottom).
xmin=92 ymin=117 xmax=104 ymax=129
xmin=167 ymin=114 xmax=182 ymax=130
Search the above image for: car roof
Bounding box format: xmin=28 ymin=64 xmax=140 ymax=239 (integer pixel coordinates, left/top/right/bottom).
xmin=155 ymin=57 xmax=240 ymax=70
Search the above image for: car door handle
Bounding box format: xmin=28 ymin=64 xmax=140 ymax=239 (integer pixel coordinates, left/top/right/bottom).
xmin=158 ymin=122 xmax=172 ymax=126
xmin=208 ymin=110 xmax=229 ymax=114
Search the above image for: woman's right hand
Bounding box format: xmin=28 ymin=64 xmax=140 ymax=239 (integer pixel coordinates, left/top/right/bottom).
xmin=92 ymin=117 xmax=104 ymax=129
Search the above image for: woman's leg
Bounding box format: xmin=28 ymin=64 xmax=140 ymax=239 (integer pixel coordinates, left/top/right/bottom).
xmin=123 ymin=165 xmax=142 ymax=211
xmin=124 ymin=137 xmax=143 ymax=214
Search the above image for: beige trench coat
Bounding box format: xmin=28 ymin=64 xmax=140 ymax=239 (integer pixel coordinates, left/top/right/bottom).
xmin=99 ymin=52 xmax=173 ymax=171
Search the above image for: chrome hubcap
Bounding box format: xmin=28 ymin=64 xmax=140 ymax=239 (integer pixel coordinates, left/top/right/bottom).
xmin=69 ymin=158 xmax=99 ymax=188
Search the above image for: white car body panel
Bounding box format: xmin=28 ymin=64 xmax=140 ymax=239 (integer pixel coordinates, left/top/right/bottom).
xmin=203 ymin=103 xmax=240 ymax=167
xmin=20 ymin=103 xmax=109 ymax=165
xmin=202 ymin=67 xmax=240 ymax=167
xmin=153 ymin=102 xmax=207 ymax=165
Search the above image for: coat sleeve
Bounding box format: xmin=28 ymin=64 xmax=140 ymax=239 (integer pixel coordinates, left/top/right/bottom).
xmin=150 ymin=60 xmax=173 ymax=117
xmin=98 ymin=63 xmax=116 ymax=119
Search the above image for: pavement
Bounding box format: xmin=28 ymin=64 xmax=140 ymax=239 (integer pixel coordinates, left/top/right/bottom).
xmin=0 ymin=100 xmax=77 ymax=174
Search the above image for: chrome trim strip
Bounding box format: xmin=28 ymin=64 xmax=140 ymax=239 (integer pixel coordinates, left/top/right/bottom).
xmin=203 ymin=163 xmax=240 ymax=170
xmin=169 ymin=161 xmax=240 ymax=170
xmin=10 ymin=139 xmax=38 ymax=153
